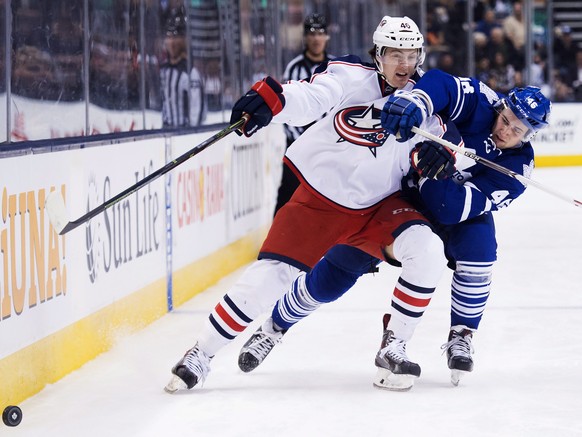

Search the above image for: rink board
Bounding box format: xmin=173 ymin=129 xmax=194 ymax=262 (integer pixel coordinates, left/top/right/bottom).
xmin=532 ymin=102 xmax=582 ymax=167
xmin=0 ymin=126 xmax=285 ymax=406
xmin=0 ymin=232 xmax=265 ymax=407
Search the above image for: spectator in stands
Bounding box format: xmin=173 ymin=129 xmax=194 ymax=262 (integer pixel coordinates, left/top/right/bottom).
xmin=553 ymin=70 xmax=575 ymax=102
xmin=502 ymin=1 xmax=525 ymax=52
xmin=530 ymin=52 xmax=550 ymax=97
xmin=476 ymin=55 xmax=492 ymax=85
xmin=473 ymin=0 xmax=489 ymax=23
xmin=12 ymin=45 xmax=60 ymax=100
xmin=475 ymin=9 xmax=500 ymax=38
xmin=488 ymin=50 xmax=516 ymax=93
xmin=204 ymin=61 xmax=222 ymax=111
xmin=426 ymin=7 xmax=446 ymax=49
xmin=436 ymin=52 xmax=463 ymax=76
xmin=474 ymin=31 xmax=489 ymax=62
xmin=486 ymin=27 xmax=521 ymax=71
xmin=555 ymin=25 xmax=578 ymax=87
xmin=502 ymin=0 xmax=525 ymax=72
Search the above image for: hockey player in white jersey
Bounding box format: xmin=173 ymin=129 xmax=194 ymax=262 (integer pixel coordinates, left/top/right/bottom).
xmin=238 ymin=71 xmax=551 ymax=388
xmin=165 ymin=16 xmax=455 ymax=393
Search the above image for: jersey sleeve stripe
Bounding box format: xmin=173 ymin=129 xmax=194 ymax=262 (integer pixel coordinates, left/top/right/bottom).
xmin=412 ymin=88 xmax=434 ymax=116
xmin=450 ymin=77 xmax=464 ymax=121
xmin=460 ymin=185 xmax=472 ymax=221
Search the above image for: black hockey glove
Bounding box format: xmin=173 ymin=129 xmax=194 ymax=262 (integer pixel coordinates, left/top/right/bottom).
xmin=410 ymin=140 xmax=456 ymax=180
xmin=400 ymin=170 xmax=422 ymax=203
xmin=230 ymin=76 xmax=285 ymax=137
xmin=381 ymin=91 xmax=426 ymax=142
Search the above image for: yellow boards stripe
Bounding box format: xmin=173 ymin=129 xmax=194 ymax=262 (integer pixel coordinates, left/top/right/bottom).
xmin=0 ymin=228 xmax=267 ymax=406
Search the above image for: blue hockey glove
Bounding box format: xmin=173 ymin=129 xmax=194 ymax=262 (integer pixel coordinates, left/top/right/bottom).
xmin=230 ymin=76 xmax=285 ymax=137
xmin=381 ymin=91 xmax=426 ymax=142
xmin=410 ymin=140 xmax=456 ymax=180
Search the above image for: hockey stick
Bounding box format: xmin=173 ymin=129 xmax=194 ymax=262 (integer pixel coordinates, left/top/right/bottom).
xmin=412 ymin=126 xmax=582 ymax=209
xmin=45 ymin=117 xmax=248 ymax=235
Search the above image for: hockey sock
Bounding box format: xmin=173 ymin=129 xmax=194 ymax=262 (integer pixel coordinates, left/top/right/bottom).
xmin=198 ymin=259 xmax=301 ymax=356
xmin=389 ymin=225 xmax=446 ymax=341
xmin=199 ymin=293 xmax=253 ymax=357
xmin=389 ymin=277 xmax=437 ymax=341
xmin=272 ymin=257 xmax=360 ymax=330
xmin=271 ymin=274 xmax=318 ymax=331
xmin=450 ymin=260 xmax=493 ymax=329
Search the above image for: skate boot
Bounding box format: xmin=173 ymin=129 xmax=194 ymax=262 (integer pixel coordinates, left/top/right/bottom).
xmin=441 ymin=325 xmax=474 ymax=386
xmin=238 ymin=317 xmax=286 ymax=373
xmin=373 ymin=314 xmax=421 ymax=391
xmin=164 ymin=343 xmax=212 ymax=393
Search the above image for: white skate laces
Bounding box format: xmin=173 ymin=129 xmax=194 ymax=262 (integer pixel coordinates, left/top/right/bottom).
xmin=248 ymin=330 xmax=281 ymax=359
xmin=164 ymin=344 xmax=212 ymax=393
xmin=238 ymin=318 xmax=284 ymax=373
xmin=441 ymin=326 xmax=475 ymax=386
xmin=441 ymin=326 xmax=474 ymax=360
xmin=380 ymin=334 xmax=409 ymax=363
xmin=183 ymin=346 xmax=212 ymax=382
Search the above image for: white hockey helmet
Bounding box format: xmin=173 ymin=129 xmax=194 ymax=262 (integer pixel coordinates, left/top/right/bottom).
xmin=373 ymin=16 xmax=425 ymax=71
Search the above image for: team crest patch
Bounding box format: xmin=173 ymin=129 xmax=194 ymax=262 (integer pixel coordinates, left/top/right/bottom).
xmin=479 ymin=82 xmax=499 ymax=105
xmin=522 ymin=160 xmax=534 ymax=185
xmin=333 ymin=105 xmax=388 ymax=155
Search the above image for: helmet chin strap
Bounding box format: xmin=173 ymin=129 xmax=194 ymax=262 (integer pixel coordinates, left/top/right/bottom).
xmin=382 ymin=76 xmax=398 ymax=93
xmin=376 ymin=66 xmax=398 ymax=94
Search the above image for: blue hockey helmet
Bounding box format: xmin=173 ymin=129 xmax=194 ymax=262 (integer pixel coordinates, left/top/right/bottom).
xmin=504 ymin=86 xmax=551 ymax=141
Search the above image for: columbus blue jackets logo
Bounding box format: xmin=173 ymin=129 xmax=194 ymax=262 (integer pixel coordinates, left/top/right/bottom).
xmin=333 ymin=105 xmax=388 ymax=156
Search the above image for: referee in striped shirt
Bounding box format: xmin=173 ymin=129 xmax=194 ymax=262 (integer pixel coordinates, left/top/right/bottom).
xmin=160 ymin=16 xmax=206 ymax=128
xmin=274 ymin=13 xmax=334 ymax=214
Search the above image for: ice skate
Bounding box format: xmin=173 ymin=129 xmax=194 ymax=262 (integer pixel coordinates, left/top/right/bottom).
xmin=441 ymin=325 xmax=474 ymax=386
xmin=238 ymin=317 xmax=285 ymax=373
xmin=373 ymin=314 xmax=421 ymax=391
xmin=164 ymin=343 xmax=212 ymax=393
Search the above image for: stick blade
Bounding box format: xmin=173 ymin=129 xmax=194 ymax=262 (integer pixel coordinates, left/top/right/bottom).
xmin=45 ymin=191 xmax=69 ymax=234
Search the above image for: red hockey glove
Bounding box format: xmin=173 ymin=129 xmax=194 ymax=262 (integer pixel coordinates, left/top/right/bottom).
xmin=410 ymin=140 xmax=456 ymax=180
xmin=230 ymin=76 xmax=285 ymax=137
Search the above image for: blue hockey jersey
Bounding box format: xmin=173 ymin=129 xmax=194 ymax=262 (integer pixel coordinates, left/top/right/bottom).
xmin=409 ymin=69 xmax=535 ymax=225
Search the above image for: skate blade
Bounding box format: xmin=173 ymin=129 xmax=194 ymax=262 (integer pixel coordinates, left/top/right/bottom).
xmin=164 ymin=375 xmax=188 ymax=393
xmin=450 ymin=369 xmax=469 ymax=387
xmin=373 ymin=367 xmax=417 ymax=391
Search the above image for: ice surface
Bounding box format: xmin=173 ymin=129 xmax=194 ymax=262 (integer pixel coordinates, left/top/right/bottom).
xmin=7 ymin=167 xmax=582 ymax=437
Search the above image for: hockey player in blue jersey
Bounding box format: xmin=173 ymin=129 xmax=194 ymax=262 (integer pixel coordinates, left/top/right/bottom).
xmin=385 ymin=72 xmax=551 ymax=385
xmin=238 ymin=70 xmax=551 ymax=388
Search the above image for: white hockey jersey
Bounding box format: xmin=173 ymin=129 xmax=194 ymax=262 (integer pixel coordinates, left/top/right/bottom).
xmin=273 ymin=56 xmax=446 ymax=212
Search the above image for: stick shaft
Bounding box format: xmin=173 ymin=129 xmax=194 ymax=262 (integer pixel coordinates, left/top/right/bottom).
xmin=59 ymin=118 xmax=246 ymax=234
xmin=412 ymin=126 xmax=582 ymax=209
